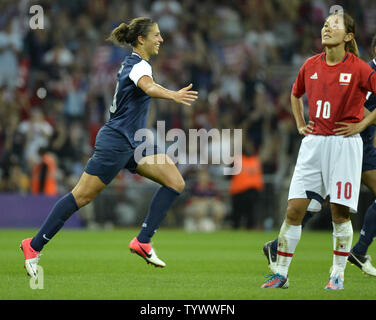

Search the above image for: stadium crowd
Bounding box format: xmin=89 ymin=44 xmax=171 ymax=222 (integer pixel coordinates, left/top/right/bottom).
xmin=0 ymin=0 xmax=375 ymax=228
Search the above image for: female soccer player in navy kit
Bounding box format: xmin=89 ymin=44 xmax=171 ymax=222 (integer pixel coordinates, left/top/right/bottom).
xmin=20 ymin=17 xmax=198 ymax=276
xmin=261 ymin=12 xmax=376 ymax=290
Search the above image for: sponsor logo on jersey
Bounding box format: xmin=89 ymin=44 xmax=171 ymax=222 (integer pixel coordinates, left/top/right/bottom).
xmin=310 ymin=72 xmax=318 ymax=79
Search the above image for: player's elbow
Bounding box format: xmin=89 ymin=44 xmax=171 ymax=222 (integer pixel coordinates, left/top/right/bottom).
xmin=137 ymin=77 xmax=157 ymax=97
xmin=143 ymin=85 xmax=155 ymax=97
xmin=290 ymin=93 xmax=300 ymax=101
xmin=142 ymin=83 xmax=160 ymax=98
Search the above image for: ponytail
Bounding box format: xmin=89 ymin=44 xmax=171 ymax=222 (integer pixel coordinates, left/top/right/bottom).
xmin=343 ymin=12 xmax=359 ymax=57
xmin=107 ymin=17 xmax=155 ymax=48
xmin=346 ymin=38 xmax=359 ymax=57
xmin=107 ymin=23 xmax=129 ymax=47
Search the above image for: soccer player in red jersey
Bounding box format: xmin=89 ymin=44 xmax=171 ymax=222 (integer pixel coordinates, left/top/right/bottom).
xmin=261 ymin=12 xmax=376 ymax=290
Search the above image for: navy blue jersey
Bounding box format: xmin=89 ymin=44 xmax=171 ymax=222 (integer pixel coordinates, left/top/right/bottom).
xmin=361 ymin=59 xmax=376 ymax=144
xmin=106 ymin=52 xmax=153 ymax=147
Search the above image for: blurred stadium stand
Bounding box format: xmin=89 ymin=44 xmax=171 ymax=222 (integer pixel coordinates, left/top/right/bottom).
xmin=0 ymin=0 xmax=375 ymax=230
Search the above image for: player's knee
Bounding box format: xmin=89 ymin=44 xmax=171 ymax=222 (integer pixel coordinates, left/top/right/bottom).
xmin=167 ymin=176 xmax=185 ymax=193
xmin=72 ymin=193 xmax=95 ymax=208
xmin=286 ymin=205 xmax=304 ymax=225
xmin=331 ymin=205 xmax=350 ymax=224
xmin=175 ymin=178 xmax=185 ymax=193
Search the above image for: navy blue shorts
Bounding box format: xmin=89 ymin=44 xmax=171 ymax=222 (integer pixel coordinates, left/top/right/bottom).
xmin=85 ymin=125 xmax=160 ymax=185
xmin=362 ymin=142 xmax=376 ymax=172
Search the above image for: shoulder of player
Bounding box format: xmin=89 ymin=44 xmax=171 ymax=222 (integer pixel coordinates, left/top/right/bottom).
xmin=300 ymin=52 xmax=325 ymax=69
xmin=121 ymin=56 xmax=152 ymax=78
xmin=127 ymin=56 xmax=152 ymax=72
xmin=330 ymin=53 xmax=375 ymax=79
xmin=122 ymin=53 xmax=150 ymax=66
xmin=347 ymin=53 xmax=371 ymax=69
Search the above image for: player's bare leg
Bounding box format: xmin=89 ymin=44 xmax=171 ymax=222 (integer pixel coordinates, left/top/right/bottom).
xmin=71 ymin=172 xmax=107 ymax=208
xmin=136 ymin=154 xmax=185 ymax=192
xmin=128 ymin=154 xmax=184 ymax=267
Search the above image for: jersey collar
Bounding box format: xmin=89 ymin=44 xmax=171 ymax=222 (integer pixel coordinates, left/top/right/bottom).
xmin=132 ymin=52 xmax=142 ymax=59
xmin=321 ymin=52 xmax=349 ymax=67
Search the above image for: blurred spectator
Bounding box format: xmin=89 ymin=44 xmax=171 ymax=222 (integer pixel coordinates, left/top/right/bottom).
xmin=0 ymin=0 xmax=375 ymax=227
xmin=0 ymin=19 xmax=22 ymax=89
xmin=244 ymin=20 xmax=278 ymax=65
xmin=229 ymin=139 xmax=264 ymax=229
xmin=43 ymin=38 xmax=74 ymax=68
xmin=17 ymin=108 xmax=53 ymax=168
xmin=63 ymin=65 xmax=88 ymax=121
xmin=30 ymin=147 xmax=57 ymax=196
xmin=184 ymin=168 xmax=226 ymax=232
xmin=151 ymin=0 xmax=182 ymax=35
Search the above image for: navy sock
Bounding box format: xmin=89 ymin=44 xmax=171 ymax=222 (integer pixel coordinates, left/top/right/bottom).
xmin=30 ymin=193 xmax=79 ymax=252
xmin=137 ymin=186 xmax=180 ymax=243
xmin=352 ymin=201 xmax=376 ymax=256
xmin=271 ymin=212 xmax=314 ymax=252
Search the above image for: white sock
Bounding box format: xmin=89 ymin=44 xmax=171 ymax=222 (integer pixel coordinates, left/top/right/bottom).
xmin=276 ymin=221 xmax=302 ymax=277
xmin=331 ymin=221 xmax=353 ymax=276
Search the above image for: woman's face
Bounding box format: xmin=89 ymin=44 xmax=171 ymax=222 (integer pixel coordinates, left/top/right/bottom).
xmin=142 ymin=23 xmax=163 ymax=57
xmin=321 ymin=15 xmax=347 ymax=47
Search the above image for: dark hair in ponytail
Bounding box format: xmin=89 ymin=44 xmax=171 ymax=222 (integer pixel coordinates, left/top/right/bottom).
xmin=107 ymin=17 xmax=155 ymax=47
xmin=343 ymin=12 xmax=359 ymax=57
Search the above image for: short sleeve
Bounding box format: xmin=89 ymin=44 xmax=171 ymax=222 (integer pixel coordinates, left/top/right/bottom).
xmin=129 ymin=60 xmax=153 ymax=86
xmin=292 ymin=63 xmax=306 ymax=98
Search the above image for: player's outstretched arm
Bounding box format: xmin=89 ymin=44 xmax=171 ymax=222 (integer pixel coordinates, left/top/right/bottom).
xmin=291 ymin=94 xmax=314 ymax=135
xmin=137 ymin=75 xmax=198 ymax=106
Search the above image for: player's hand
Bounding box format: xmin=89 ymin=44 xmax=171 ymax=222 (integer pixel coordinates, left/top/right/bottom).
xmin=174 ymin=83 xmax=198 ymax=106
xmin=333 ymin=121 xmax=366 ymax=137
xmin=297 ymin=121 xmax=314 ymax=136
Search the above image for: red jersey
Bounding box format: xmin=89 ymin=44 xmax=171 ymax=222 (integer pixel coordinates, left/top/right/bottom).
xmin=292 ymin=52 xmax=376 ymax=135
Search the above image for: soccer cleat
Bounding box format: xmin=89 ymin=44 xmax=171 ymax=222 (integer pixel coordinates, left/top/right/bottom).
xmin=263 ymin=240 xmax=277 ymax=273
xmin=325 ymin=273 xmax=344 ymax=290
xmin=128 ymin=237 xmax=166 ymax=268
xmin=20 ymin=238 xmax=41 ymax=277
xmin=348 ymin=250 xmax=376 ymax=277
xmin=261 ymin=273 xmax=289 ymax=289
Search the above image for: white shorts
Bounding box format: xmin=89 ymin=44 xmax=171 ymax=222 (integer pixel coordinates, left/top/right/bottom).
xmin=288 ymin=134 xmax=363 ymax=213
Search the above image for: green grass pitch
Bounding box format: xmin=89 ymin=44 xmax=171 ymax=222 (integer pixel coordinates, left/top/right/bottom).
xmin=1 ymin=228 xmax=375 ymax=300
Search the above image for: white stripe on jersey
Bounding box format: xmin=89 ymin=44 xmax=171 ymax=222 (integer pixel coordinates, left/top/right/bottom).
xmin=366 ymin=59 xmax=376 ymax=100
xmin=129 ymin=60 xmax=153 ymax=86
